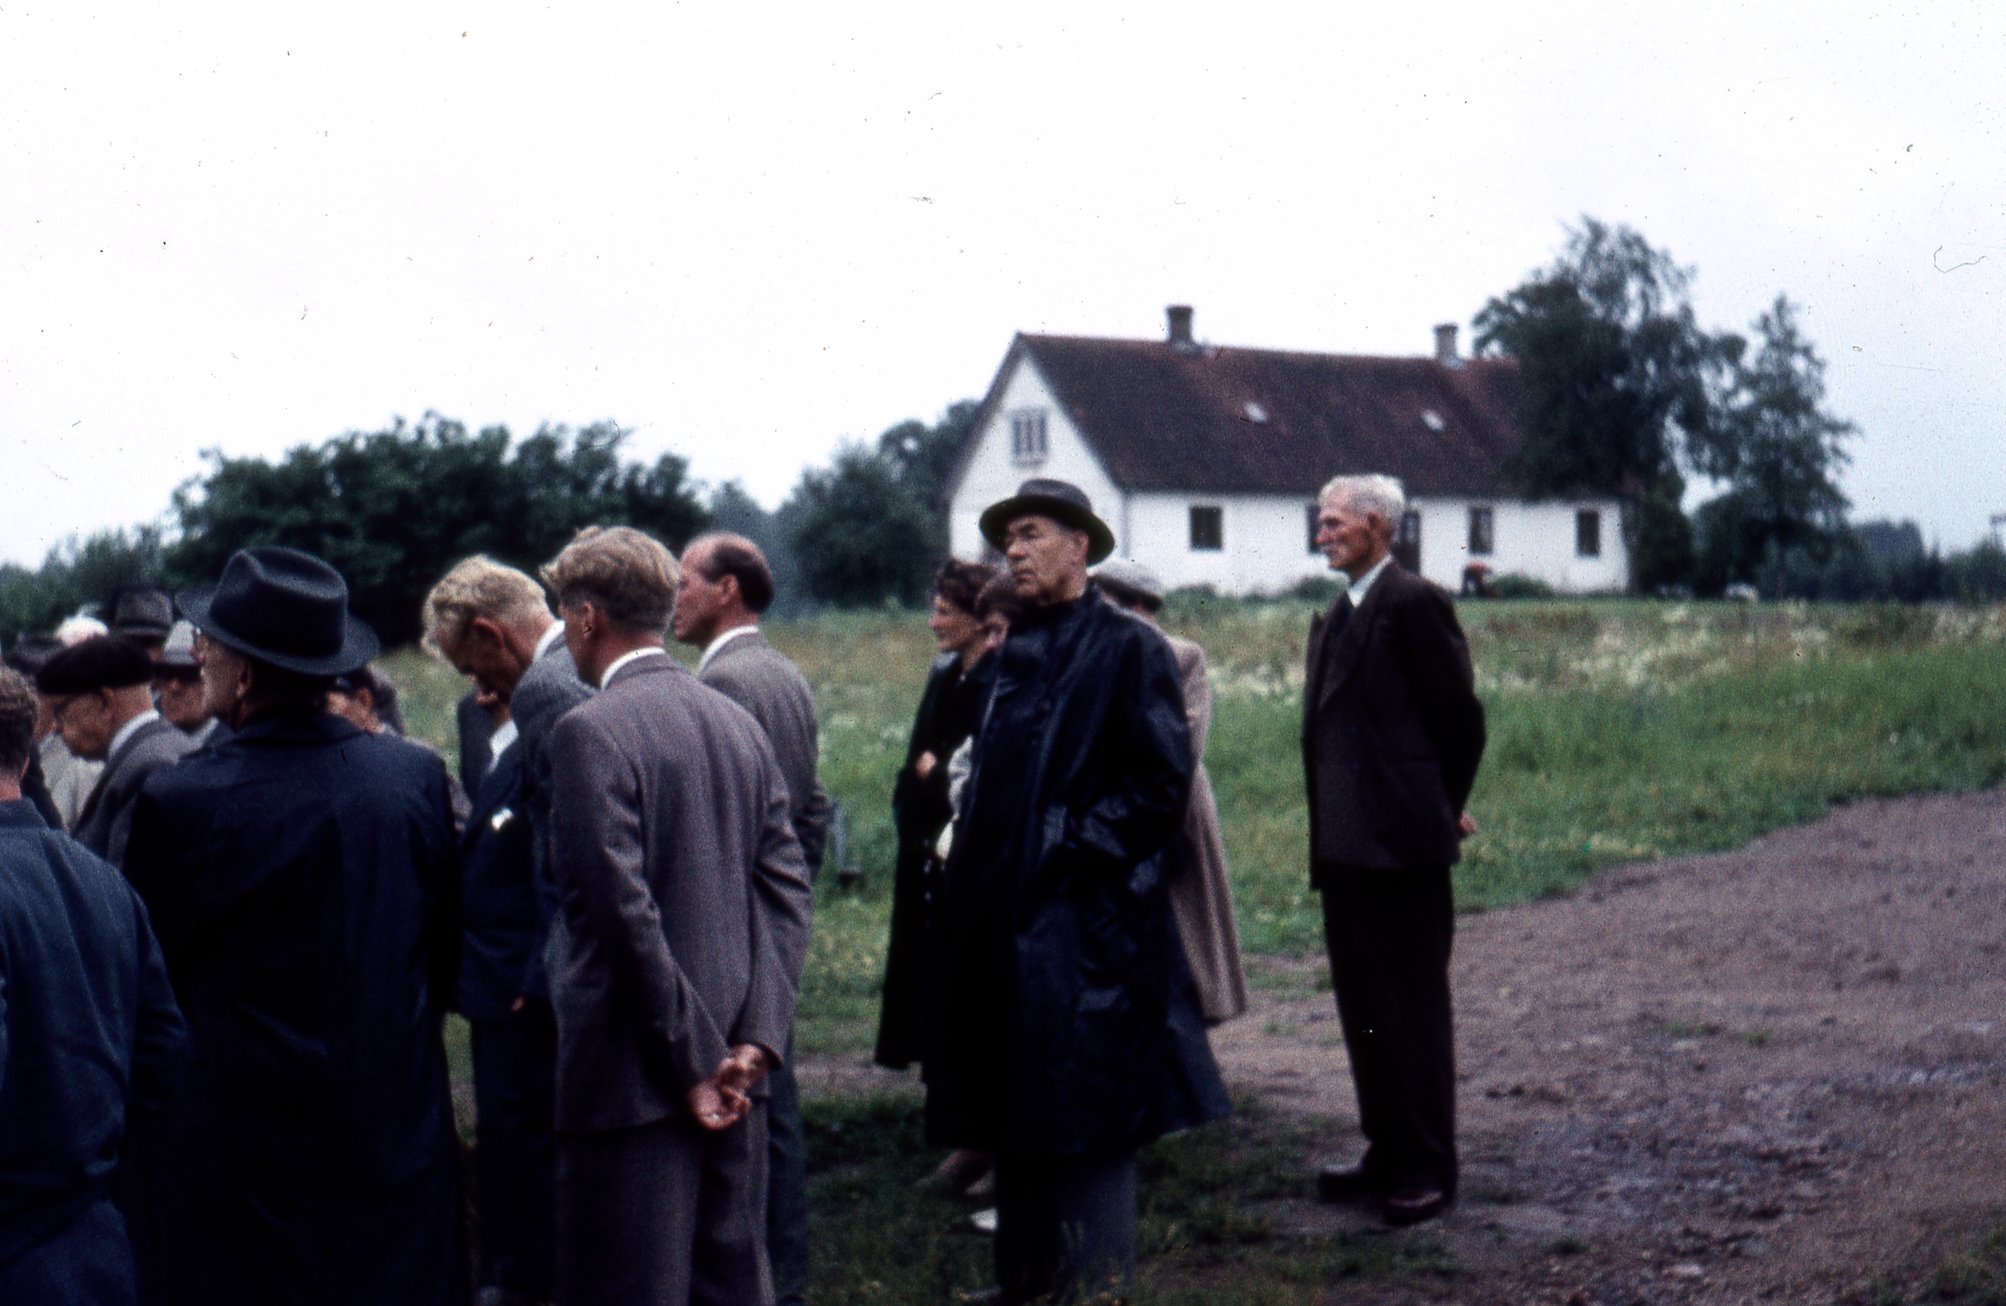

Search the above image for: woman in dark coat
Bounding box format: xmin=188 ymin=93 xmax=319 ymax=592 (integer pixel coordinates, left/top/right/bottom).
xmin=875 ymin=559 xmax=998 ymax=1069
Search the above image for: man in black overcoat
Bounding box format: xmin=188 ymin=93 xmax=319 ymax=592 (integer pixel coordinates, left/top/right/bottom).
xmin=925 ymin=478 xmax=1229 ymax=1304
xmin=123 ymin=546 xmax=467 ymax=1305
xmin=1303 ymin=473 xmax=1485 ymax=1228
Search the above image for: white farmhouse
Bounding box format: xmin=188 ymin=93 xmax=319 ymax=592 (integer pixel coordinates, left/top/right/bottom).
xmin=944 ymin=307 xmax=1629 ymax=595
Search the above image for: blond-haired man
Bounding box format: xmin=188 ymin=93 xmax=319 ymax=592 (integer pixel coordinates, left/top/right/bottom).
xmin=424 ymin=556 xmax=592 ymax=1305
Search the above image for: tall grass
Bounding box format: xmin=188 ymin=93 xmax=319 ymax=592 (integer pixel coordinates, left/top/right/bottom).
xmin=388 ymin=599 xmax=2006 ymax=1048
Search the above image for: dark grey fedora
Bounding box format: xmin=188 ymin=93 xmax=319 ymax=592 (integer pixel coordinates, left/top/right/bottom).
xmin=177 ymin=547 xmax=379 ymax=677
xmin=109 ymin=586 xmax=175 ymax=641
xmin=978 ymin=478 xmax=1116 ymax=564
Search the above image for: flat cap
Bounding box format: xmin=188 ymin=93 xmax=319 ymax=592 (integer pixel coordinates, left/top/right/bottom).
xmin=1093 ymin=558 xmax=1166 ymax=610
xmin=35 ymin=635 xmax=156 ymax=695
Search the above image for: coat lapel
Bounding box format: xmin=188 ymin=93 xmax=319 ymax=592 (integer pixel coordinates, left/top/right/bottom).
xmin=1304 ymin=606 xmax=1332 ymax=709
xmin=73 ymin=717 xmax=154 ymax=833
xmin=1314 ymin=568 xmax=1395 ymax=711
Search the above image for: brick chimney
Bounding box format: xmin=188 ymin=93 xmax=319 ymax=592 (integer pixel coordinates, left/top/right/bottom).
xmin=1167 ymin=304 xmax=1195 ymax=348
xmin=1434 ymin=322 xmax=1460 ymax=365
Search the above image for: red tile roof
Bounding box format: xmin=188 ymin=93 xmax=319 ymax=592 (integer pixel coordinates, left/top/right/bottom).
xmin=993 ymin=332 xmax=1524 ymax=499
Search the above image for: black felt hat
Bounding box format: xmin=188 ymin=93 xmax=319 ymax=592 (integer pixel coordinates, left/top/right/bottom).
xmin=177 ymin=547 xmax=379 ymax=677
xmin=35 ymin=635 xmax=155 ymax=695
xmin=978 ymin=478 xmax=1116 ymax=564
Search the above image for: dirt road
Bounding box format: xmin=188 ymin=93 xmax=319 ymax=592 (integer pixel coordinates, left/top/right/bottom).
xmin=1210 ymin=787 xmax=2006 ymax=1304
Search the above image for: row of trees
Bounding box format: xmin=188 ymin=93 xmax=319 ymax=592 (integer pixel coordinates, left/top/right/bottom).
xmin=1 ymin=418 xmax=710 ymax=647
xmin=0 ymin=402 xmax=981 ymax=645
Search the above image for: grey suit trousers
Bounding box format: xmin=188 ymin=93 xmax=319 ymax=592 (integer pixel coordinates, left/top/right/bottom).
xmin=556 ymin=1104 xmax=772 ymax=1306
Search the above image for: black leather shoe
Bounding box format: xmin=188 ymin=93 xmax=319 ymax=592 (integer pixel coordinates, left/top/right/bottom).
xmin=1383 ymin=1184 xmax=1451 ymax=1227
xmin=1315 ymin=1164 xmax=1384 ymax=1204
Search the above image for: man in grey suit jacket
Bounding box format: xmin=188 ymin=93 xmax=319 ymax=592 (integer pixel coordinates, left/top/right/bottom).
xmin=675 ymin=533 xmax=831 ymax=875
xmin=36 ymin=635 xmax=196 ymax=867
xmin=674 ymin=530 xmax=829 ymax=1306
xmin=541 ymin=526 xmax=813 ymax=1306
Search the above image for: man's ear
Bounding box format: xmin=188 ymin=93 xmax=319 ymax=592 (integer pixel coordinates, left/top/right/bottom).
xmin=469 ymin=615 xmax=509 ymax=651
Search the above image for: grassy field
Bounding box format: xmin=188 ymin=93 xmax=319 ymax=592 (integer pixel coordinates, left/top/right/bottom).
xmin=386 ymin=597 xmax=2006 ymax=1302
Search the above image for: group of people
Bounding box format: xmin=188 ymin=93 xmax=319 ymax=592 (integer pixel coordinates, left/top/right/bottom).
xmin=0 ymin=468 xmax=1484 ymax=1305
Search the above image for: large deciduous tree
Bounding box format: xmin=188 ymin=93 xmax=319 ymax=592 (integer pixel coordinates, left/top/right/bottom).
xmin=875 ymin=399 xmax=980 ymax=522
xmin=1475 ymin=220 xmax=1854 ymax=593
xmin=784 ymin=442 xmax=939 ymax=608
xmin=783 ymin=401 xmax=978 ymax=608
xmin=1475 ymin=220 xmax=1731 ymax=589
xmin=1474 ymin=219 xmax=1727 ymax=500
xmin=1689 ymin=296 xmax=1854 ymax=589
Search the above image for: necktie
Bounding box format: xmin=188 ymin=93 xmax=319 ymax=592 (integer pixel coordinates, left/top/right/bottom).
xmin=1328 ymin=590 xmax=1355 ymax=641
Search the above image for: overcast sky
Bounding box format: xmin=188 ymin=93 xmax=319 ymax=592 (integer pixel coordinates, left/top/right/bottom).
xmin=4 ymin=3 xmax=2001 ymax=568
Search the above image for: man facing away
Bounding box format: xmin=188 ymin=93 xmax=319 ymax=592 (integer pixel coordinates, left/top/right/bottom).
xmin=925 ymin=478 xmax=1228 ymax=1304
xmin=124 ymin=546 xmax=466 ymax=1305
xmin=672 ymin=530 xmax=829 ymax=1306
xmin=34 ymin=636 xmax=195 ymax=867
xmin=1303 ymin=473 xmax=1486 ymax=1228
xmin=541 ymin=526 xmax=813 ymax=1306
xmin=0 ymin=664 xmax=188 ymax=1306
xmin=423 ymin=555 xmax=594 ymax=1306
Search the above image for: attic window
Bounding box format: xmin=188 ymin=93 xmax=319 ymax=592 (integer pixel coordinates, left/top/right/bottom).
xmin=1242 ymin=401 xmax=1269 ymax=424
xmin=1010 ymin=409 xmax=1049 ymax=463
xmin=1420 ymin=409 xmax=1446 ymax=433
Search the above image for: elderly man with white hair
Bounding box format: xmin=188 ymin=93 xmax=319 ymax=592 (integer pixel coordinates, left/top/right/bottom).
xmin=1303 ymin=473 xmax=1486 ymax=1229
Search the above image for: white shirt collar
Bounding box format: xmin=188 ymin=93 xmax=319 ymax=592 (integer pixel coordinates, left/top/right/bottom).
xmin=600 ymin=646 xmax=668 ymax=689
xmin=533 ymin=619 xmax=566 ymax=661
xmin=109 ymin=708 xmax=161 ymax=759
xmin=1346 ymin=553 xmax=1394 ymax=604
xmin=696 ymin=623 xmax=760 ymax=675
xmin=486 ymin=719 xmax=520 ymax=768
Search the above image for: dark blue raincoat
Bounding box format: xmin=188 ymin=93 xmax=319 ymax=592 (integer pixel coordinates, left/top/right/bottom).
xmin=123 ymin=709 xmax=466 ymax=1306
xmin=924 ymin=586 xmax=1229 ymax=1156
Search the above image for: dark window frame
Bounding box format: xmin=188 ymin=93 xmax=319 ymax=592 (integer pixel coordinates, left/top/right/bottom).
xmin=1468 ymin=505 xmax=1495 ymax=557
xmin=1009 ymin=410 xmax=1048 ymax=462
xmin=1576 ymin=508 xmax=1602 ymax=558
xmin=1189 ymin=504 xmax=1224 ymax=551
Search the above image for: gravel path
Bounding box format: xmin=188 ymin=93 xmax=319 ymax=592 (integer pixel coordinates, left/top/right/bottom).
xmin=1211 ymin=786 xmax=2006 ymax=1304
xmin=802 ymin=787 xmax=2006 ymax=1303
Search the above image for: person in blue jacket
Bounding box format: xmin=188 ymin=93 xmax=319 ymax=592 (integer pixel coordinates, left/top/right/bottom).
xmin=0 ymin=663 xmax=188 ymax=1305
xmin=456 ymin=690 xmax=559 ymax=1306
